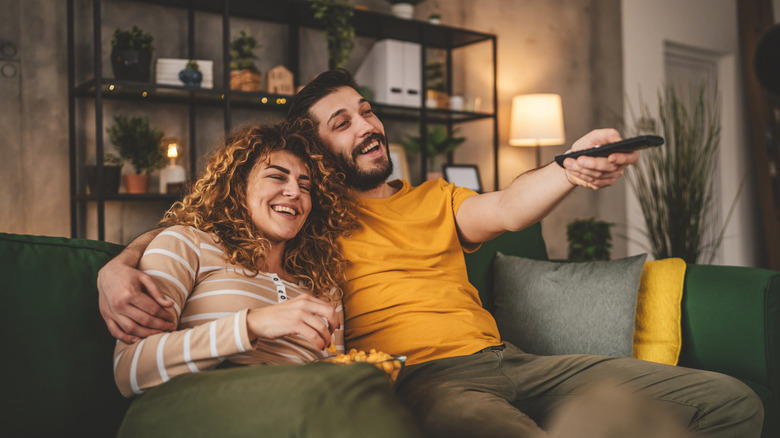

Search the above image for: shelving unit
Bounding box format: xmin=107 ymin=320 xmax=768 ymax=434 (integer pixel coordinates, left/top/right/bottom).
xmin=68 ymin=0 xmax=498 ymax=241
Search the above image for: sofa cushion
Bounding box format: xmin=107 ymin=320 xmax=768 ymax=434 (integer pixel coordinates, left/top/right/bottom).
xmin=0 ymin=233 xmax=128 ymax=436
xmin=633 ymin=258 xmax=686 ymax=365
xmin=492 ymin=253 xmax=647 ymax=357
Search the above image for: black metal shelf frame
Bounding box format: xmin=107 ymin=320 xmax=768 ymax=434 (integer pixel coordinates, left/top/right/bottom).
xmin=68 ymin=0 xmax=499 ymax=240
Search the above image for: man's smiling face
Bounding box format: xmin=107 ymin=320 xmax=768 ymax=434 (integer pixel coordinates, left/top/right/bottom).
xmin=308 ymin=86 xmax=393 ymax=191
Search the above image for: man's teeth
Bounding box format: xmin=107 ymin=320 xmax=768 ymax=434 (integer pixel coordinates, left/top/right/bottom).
xmin=272 ymin=206 xmax=297 ymax=216
xmin=360 ymin=140 xmax=379 ymax=154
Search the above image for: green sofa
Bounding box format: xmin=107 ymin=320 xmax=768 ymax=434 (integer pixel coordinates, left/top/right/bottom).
xmin=1 ymin=224 xmax=778 ymax=436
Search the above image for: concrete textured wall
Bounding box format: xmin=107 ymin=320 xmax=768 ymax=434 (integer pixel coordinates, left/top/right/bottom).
xmin=0 ymin=0 xmax=623 ymax=258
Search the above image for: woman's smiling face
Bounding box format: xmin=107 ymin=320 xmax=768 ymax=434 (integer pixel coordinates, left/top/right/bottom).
xmin=245 ymin=150 xmax=312 ymax=246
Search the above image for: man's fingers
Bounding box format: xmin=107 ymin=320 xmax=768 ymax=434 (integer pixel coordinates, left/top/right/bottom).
xmin=113 ymin=313 xmax=166 ymax=339
xmin=138 ymin=274 xmax=174 ymax=308
xmin=106 ymin=318 xmax=140 ymax=344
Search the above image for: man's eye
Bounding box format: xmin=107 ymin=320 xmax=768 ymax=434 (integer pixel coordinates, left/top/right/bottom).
xmin=335 ymin=120 xmax=349 ymax=129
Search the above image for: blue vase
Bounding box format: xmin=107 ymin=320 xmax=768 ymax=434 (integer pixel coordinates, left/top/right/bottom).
xmin=179 ymin=68 xmax=202 ymax=88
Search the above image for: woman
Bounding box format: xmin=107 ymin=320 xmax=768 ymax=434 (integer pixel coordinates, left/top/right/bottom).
xmin=113 ymin=120 xmax=358 ymax=398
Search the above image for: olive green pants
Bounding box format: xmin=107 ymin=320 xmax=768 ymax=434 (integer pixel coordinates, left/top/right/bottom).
xmin=118 ymin=362 xmax=422 ymax=438
xmin=395 ymin=343 xmax=763 ymax=438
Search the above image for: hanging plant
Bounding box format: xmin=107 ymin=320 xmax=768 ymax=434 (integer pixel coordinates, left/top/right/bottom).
xmin=308 ymin=0 xmax=355 ymax=70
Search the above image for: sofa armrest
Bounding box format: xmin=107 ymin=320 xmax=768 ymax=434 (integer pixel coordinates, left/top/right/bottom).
xmin=679 ymin=264 xmax=780 ymax=393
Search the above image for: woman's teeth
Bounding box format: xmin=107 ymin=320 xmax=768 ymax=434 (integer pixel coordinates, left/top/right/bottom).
xmin=272 ymin=205 xmax=297 ymax=216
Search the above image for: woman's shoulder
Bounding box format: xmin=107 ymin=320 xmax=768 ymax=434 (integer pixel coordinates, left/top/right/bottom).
xmin=156 ymin=225 xmax=219 ymax=248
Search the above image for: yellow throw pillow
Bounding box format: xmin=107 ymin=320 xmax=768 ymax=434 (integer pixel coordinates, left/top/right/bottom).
xmin=633 ymin=258 xmax=686 ymax=365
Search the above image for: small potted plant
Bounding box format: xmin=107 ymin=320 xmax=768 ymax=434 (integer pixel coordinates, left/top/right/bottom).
xmin=178 ymin=59 xmax=202 ymax=88
xmin=86 ymin=153 xmax=123 ymax=195
xmin=400 ymin=125 xmax=466 ymax=179
xmin=107 ymin=114 xmax=166 ymax=194
xmin=110 ymin=25 xmax=155 ymax=82
xmin=566 ymin=217 xmax=614 ymax=261
xmin=308 ymin=0 xmax=355 ymax=70
xmin=229 ymin=30 xmax=261 ymax=91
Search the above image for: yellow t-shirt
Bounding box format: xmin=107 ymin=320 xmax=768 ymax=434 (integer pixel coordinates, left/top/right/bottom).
xmin=340 ymin=179 xmax=501 ymax=365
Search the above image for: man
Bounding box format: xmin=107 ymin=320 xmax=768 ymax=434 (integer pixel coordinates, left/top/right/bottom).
xmin=99 ymin=70 xmax=763 ymax=437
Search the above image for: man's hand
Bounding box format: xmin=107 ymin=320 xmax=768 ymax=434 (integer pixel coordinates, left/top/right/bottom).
xmin=561 ymin=129 xmax=639 ymax=190
xmin=246 ymin=294 xmax=340 ymax=350
xmin=98 ymin=258 xmax=176 ymax=343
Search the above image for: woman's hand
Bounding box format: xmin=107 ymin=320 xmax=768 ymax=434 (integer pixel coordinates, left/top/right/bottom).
xmin=246 ymin=294 xmax=340 ymax=350
xmin=561 ymin=129 xmax=639 ymax=190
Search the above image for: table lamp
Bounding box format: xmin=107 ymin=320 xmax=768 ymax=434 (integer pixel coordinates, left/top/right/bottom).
xmin=509 ymin=94 xmax=566 ymax=168
xmin=159 ymin=138 xmax=186 ymax=194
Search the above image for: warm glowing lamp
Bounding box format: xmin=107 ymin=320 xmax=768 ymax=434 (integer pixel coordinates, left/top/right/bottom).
xmin=509 ymin=94 xmax=566 ymax=168
xmin=159 ymin=138 xmax=186 ymax=194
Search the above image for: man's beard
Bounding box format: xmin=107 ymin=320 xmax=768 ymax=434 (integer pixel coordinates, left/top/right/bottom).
xmin=334 ymin=133 xmax=394 ymax=191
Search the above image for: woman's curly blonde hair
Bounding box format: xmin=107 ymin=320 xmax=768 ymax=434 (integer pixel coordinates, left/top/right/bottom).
xmin=160 ymin=119 xmax=358 ymax=301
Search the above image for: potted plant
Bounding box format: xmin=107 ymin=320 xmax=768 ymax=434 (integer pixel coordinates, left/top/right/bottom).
xmin=110 ymin=26 xmax=154 ymax=82
xmin=567 ymin=218 xmax=613 ymax=261
xmin=86 ymin=153 xmax=123 ymax=195
xmin=387 ymin=0 xmax=425 ymax=19
xmin=308 ymin=0 xmax=355 ymax=70
xmin=229 ymin=30 xmax=262 ymax=91
xmin=626 ymin=82 xmax=726 ymax=264
xmin=400 ymin=125 xmax=466 ymax=179
xmin=107 ymin=114 xmax=166 ymax=194
xmin=178 ymin=59 xmax=202 ymax=88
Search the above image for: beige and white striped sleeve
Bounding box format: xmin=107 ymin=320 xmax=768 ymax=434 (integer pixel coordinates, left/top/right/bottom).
xmin=112 ymin=226 xmax=253 ymax=398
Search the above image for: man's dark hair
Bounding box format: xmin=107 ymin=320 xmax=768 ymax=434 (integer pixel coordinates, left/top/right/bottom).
xmin=287 ymin=69 xmax=359 ymax=123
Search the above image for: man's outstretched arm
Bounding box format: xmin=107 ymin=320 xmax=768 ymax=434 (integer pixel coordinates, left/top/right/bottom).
xmin=97 ymin=228 xmax=176 ymax=343
xmin=455 ymin=129 xmax=638 ymax=245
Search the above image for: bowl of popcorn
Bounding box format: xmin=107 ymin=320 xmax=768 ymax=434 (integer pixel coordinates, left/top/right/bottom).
xmin=327 ymin=348 xmax=406 ymax=382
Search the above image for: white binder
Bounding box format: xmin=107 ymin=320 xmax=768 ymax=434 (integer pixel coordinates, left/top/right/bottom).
xmin=354 ymin=39 xmax=421 ymax=107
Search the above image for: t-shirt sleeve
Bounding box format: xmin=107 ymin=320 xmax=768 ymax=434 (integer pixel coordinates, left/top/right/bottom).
xmin=447 ymin=181 xmax=482 ymax=253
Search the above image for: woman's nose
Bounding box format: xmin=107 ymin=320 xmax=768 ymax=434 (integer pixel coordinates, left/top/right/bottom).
xmin=282 ymin=180 xmax=301 ymax=199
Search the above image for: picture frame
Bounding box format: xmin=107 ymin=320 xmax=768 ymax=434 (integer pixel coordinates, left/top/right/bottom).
xmin=388 ymin=144 xmax=410 ymax=182
xmin=442 ymin=164 xmax=482 ymax=193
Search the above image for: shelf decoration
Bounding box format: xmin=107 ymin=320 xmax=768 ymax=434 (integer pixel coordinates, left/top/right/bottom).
xmin=156 ymin=58 xmax=214 ymax=88
xmin=400 ymin=125 xmax=466 ymax=180
xmin=159 ymin=138 xmax=186 ymax=194
xmin=230 ymin=30 xmax=262 ymax=91
xmin=86 ymin=153 xmax=123 ymax=195
xmin=178 ymin=60 xmax=202 ymax=88
xmin=308 ymin=0 xmax=355 ymax=70
xmin=110 ymin=26 xmax=154 ymax=82
xmin=267 ymin=65 xmax=294 ymax=95
xmin=107 ymin=114 xmax=166 ymax=194
xmin=387 ymin=0 xmax=424 ymax=19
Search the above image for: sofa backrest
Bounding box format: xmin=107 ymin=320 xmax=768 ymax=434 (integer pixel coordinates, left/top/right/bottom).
xmin=0 ymin=233 xmax=129 ymax=436
xmin=463 ymin=222 xmax=548 ymax=311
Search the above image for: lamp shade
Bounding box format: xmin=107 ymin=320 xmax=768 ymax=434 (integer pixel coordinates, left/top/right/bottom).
xmin=509 ymin=94 xmax=565 ymax=146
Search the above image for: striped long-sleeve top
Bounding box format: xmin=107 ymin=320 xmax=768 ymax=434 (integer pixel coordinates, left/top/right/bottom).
xmin=113 ymin=225 xmax=345 ymax=398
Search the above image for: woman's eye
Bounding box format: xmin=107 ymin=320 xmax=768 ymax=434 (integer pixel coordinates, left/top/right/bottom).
xmin=363 ymin=108 xmax=373 ymax=115
xmin=300 ymin=185 xmax=311 ymax=193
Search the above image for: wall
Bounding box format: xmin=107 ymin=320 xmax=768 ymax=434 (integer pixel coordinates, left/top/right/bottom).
xmin=1 ymin=0 xmax=623 ymax=259
xmin=622 ymin=0 xmax=761 ymax=266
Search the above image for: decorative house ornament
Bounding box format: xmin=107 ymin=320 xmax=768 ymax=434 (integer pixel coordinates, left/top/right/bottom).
xmin=267 ymin=65 xmax=295 ymax=95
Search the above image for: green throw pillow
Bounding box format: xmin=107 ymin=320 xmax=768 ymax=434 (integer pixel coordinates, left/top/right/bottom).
xmin=492 ymin=253 xmax=648 ymax=357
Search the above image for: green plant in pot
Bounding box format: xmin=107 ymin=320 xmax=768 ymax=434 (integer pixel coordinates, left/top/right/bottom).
xmin=400 ymin=125 xmax=466 ymax=179
xmin=567 ymin=217 xmax=613 ymax=261
xmin=308 ymin=0 xmax=355 ymax=70
xmin=86 ymin=153 xmax=123 ymax=195
xmin=107 ymin=114 xmax=166 ymax=194
xmin=110 ymin=26 xmax=154 ymax=82
xmin=229 ymin=30 xmax=261 ymax=91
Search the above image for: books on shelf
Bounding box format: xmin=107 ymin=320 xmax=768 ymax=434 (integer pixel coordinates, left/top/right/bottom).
xmin=155 ymin=58 xmax=214 ymax=89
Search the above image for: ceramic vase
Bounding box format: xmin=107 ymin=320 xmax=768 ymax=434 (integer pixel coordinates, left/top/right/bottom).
xmin=179 ymin=68 xmax=202 ymax=88
xmin=110 ymin=48 xmax=152 ymax=82
xmin=123 ymin=173 xmax=150 ymax=194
